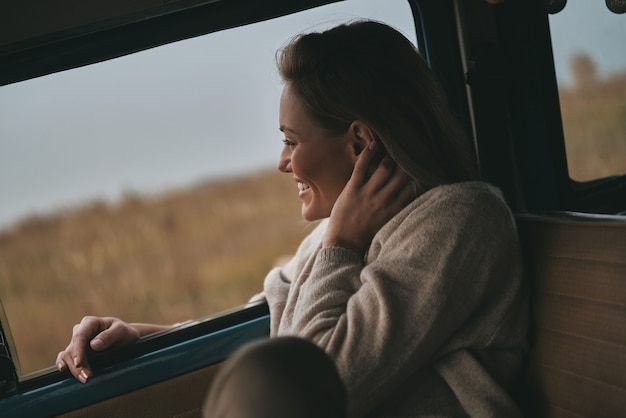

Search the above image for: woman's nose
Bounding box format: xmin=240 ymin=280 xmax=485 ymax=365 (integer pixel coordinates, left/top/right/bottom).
xmin=277 ymin=147 xmax=291 ymax=173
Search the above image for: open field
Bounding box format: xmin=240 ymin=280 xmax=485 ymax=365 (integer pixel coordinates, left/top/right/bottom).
xmin=0 ymin=169 xmax=315 ymax=374
xmin=559 ymin=72 xmax=626 ymax=181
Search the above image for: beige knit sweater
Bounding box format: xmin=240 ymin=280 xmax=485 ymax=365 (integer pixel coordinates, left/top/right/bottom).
xmin=263 ymin=182 xmax=528 ymax=418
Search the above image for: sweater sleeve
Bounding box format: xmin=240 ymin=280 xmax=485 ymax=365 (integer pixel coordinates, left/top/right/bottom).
xmin=264 ymin=220 xmax=328 ymax=334
xmin=277 ymin=184 xmax=524 ymax=417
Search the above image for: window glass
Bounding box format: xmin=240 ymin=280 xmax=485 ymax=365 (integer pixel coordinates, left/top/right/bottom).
xmin=549 ymin=2 xmax=626 ymax=181
xmin=0 ymin=0 xmax=417 ymax=376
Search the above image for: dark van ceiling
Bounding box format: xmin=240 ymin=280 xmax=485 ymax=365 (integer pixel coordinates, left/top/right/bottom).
xmin=0 ymin=0 xmax=341 ymax=86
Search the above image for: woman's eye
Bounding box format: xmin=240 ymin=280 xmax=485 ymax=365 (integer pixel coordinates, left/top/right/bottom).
xmin=282 ymin=139 xmax=297 ymax=147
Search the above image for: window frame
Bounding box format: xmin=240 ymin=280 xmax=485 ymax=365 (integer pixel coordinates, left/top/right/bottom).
xmin=0 ymin=0 xmax=340 ymax=87
xmin=1 ymin=302 xmax=270 ymax=415
xmin=456 ymin=0 xmax=626 ymax=214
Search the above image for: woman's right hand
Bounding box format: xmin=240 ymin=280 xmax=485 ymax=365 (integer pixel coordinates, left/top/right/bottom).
xmin=324 ymin=141 xmax=415 ymax=255
xmin=56 ymin=316 xmax=141 ymax=383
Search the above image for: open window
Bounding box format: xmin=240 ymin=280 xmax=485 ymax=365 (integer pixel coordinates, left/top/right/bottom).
xmin=0 ymin=0 xmax=418 ymax=402
xmin=548 ymin=1 xmax=626 ymax=183
xmin=547 ymin=1 xmax=626 ymax=213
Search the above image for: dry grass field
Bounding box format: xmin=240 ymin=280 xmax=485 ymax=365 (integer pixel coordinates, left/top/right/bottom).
xmin=560 ymin=72 xmax=626 ymax=181
xmin=0 ymin=71 xmax=624 ymax=376
xmin=0 ymin=169 xmax=316 ymax=374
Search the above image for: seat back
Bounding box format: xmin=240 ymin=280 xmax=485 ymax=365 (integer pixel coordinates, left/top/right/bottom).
xmin=515 ymin=212 xmax=626 ymax=417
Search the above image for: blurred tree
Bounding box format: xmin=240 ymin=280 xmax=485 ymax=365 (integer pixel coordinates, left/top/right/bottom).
xmin=571 ymin=53 xmax=598 ymax=91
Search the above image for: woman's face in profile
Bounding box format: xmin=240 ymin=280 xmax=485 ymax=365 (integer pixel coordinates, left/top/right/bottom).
xmin=277 ymin=85 xmax=355 ymax=221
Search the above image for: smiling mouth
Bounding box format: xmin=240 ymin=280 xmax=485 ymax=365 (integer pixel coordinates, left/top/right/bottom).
xmin=297 ymin=182 xmax=310 ymax=192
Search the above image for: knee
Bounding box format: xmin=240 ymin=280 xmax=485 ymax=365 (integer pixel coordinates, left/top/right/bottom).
xmin=203 ymin=337 xmax=346 ymax=418
xmin=237 ymin=337 xmax=331 ymax=372
xmin=226 ymin=337 xmax=341 ymax=391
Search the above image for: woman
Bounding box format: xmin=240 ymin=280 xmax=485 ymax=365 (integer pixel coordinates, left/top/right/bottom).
xmin=57 ymin=20 xmax=528 ymax=417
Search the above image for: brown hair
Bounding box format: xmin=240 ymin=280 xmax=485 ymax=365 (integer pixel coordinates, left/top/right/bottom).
xmin=276 ymin=20 xmax=477 ymax=192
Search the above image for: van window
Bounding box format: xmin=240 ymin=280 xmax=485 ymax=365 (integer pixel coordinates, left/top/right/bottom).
xmin=548 ymin=2 xmax=626 ymax=182
xmin=0 ymin=0 xmax=417 ymax=376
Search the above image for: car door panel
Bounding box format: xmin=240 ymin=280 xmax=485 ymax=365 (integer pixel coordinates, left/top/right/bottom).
xmin=2 ymin=305 xmax=269 ymax=418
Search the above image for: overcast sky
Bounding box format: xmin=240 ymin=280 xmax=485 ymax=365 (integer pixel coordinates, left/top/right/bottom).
xmin=0 ymin=0 xmax=623 ymax=230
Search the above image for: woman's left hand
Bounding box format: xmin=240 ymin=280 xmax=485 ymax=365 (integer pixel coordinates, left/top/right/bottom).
xmin=323 ymin=141 xmax=416 ymax=255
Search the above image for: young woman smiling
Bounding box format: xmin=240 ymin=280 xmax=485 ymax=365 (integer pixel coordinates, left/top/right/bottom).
xmin=57 ymin=21 xmax=527 ymax=418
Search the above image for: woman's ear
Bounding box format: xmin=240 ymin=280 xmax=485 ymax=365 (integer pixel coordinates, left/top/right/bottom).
xmin=348 ymin=120 xmax=376 ymax=158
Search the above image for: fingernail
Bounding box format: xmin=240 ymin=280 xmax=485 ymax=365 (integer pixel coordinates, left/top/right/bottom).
xmin=57 ymin=362 xmax=65 ymax=371
xmin=79 ymin=370 xmax=89 ymax=384
xmin=74 ymin=357 xmax=79 ymax=367
xmin=369 ymin=141 xmax=377 ymax=150
xmin=91 ymin=338 xmax=104 ymax=350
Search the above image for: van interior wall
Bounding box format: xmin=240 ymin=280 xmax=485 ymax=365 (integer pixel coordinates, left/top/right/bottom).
xmin=515 ymin=212 xmax=626 ymax=417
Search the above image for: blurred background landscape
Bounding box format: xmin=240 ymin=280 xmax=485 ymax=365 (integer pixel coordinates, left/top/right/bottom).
xmin=559 ymin=55 xmax=626 ymax=180
xmin=0 ymin=169 xmax=316 ymax=374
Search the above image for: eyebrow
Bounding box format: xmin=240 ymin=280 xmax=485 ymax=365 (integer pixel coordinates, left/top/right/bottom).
xmin=279 ymin=125 xmax=298 ymax=134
